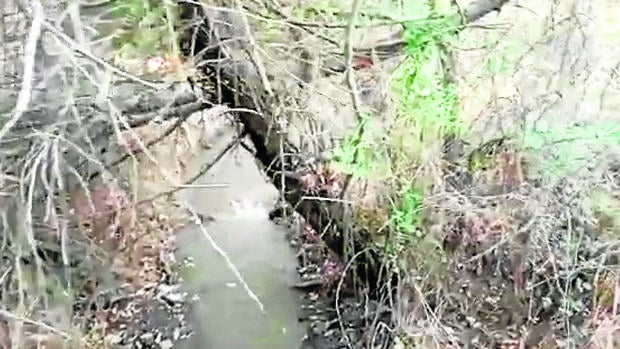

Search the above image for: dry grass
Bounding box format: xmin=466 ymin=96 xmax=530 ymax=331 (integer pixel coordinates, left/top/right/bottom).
xmin=366 ymin=1 xmax=620 ymax=347
xmin=0 ymin=0 xmax=230 ymax=347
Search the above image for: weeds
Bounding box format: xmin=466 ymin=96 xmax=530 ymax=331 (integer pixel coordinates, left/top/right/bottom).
xmin=0 ymin=0 xmax=199 ymax=346
xmin=3 ymin=0 xmax=618 ymax=348
xmin=331 ymin=113 xmax=390 ymax=179
xmin=326 ymin=0 xmax=620 ymax=347
xmin=109 ymin=0 xmax=180 ymax=60
xmin=388 ymin=184 xmax=425 ymax=250
xmin=382 ymin=5 xmax=465 ymax=262
xmin=390 ymin=10 xmax=463 ymax=161
xmin=325 ymin=3 xmax=462 ymax=262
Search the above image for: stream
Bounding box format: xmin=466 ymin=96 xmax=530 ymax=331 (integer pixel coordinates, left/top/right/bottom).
xmin=174 ymin=133 xmax=307 ymax=349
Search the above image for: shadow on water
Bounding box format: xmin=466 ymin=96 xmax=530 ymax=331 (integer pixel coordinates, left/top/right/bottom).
xmin=174 ymin=141 xmax=307 ymax=349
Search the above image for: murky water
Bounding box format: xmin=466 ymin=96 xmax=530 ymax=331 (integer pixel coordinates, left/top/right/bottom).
xmin=174 ymin=137 xmax=306 ymax=349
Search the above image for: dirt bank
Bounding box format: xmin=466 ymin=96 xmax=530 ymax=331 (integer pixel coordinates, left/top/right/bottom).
xmin=176 ymin=0 xmax=620 ymax=347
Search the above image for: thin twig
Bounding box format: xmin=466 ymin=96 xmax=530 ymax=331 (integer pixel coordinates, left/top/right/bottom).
xmin=183 ymin=201 xmax=266 ymax=314
xmin=0 ymin=309 xmax=71 ymax=339
xmin=103 ymin=101 xmax=206 ymax=173
xmin=344 ymin=0 xmax=364 ymax=115
xmin=107 ymin=101 xmax=194 ymax=188
xmin=0 ymin=267 xmax=11 ymax=286
xmin=0 ymin=0 xmax=43 ymax=144
xmin=135 ymin=134 xmax=240 ymax=206
xmin=41 ymin=20 xmax=163 ymax=90
xmin=335 ymin=248 xmax=370 ymax=349
xmin=235 ymin=0 xmax=274 ymax=97
xmin=335 ymin=0 xmax=365 ymax=202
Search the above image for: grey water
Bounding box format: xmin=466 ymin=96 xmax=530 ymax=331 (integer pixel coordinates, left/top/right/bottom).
xmin=174 ymin=137 xmax=306 ymax=349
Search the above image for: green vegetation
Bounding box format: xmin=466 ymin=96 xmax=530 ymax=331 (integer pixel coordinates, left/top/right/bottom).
xmin=384 ymin=8 xmax=462 ymax=256
xmin=389 ymin=184 xmax=425 ymax=245
xmin=521 ymin=121 xmax=620 ymax=182
xmin=99 ymin=0 xmax=620 ymax=346
xmin=330 ymin=2 xmax=463 ymax=257
xmin=6 ymin=0 xmax=620 ymax=347
xmin=330 ymin=113 xmax=390 ymax=179
xmin=109 ymin=0 xmax=180 ymax=58
xmin=390 ymin=12 xmax=463 ymax=163
xmin=292 ymin=0 xmax=343 ymax=20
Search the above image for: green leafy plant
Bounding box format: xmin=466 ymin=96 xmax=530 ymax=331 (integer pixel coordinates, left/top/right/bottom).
xmin=292 ymin=0 xmax=343 ymax=21
xmin=331 ymin=113 xmax=390 ymax=179
xmin=328 ymin=3 xmax=463 ymax=253
xmin=382 ymin=184 xmax=426 ymax=258
xmin=521 ymin=121 xmax=620 ymax=182
xmin=390 ymin=8 xmax=464 ymax=162
xmin=109 ymin=0 xmax=180 ymax=58
xmin=326 ymin=3 xmax=463 ymax=263
xmin=379 ymin=4 xmax=464 ymax=261
xmin=390 ymin=185 xmax=424 ymax=237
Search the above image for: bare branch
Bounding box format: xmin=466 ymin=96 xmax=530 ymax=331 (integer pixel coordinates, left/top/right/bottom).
xmin=0 ymin=0 xmax=43 ymax=144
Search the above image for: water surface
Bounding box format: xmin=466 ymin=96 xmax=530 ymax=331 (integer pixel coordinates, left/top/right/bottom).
xmin=175 ymin=140 xmax=306 ymax=349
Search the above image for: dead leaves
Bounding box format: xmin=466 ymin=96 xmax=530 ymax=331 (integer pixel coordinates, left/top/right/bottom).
xmin=143 ymin=55 xmax=187 ymax=78
xmin=499 ymin=146 xmax=524 ymax=190
xmin=114 ymin=54 xmax=191 ymax=82
xmin=588 ymin=315 xmax=620 ymax=349
xmin=467 ymin=138 xmax=525 ymax=193
xmin=70 ymin=183 xmax=181 ymax=292
xmin=589 ymin=271 xmax=620 ymax=348
xmin=352 ymin=55 xmax=374 ymax=70
xmin=70 ymin=188 xmax=183 ymax=347
xmin=71 ymin=185 xmax=132 ymax=251
xmin=594 ymin=272 xmax=619 ymax=314
xmin=298 ymin=163 xmax=345 ymax=198
xmin=301 ymin=221 xmax=320 ymax=243
xmin=442 ymin=213 xmax=510 ymax=253
xmin=321 ymin=251 xmax=344 ymax=293
xmin=441 ymin=210 xmax=532 ymax=297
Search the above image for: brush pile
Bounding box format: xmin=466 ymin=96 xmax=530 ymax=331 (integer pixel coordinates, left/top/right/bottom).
xmin=393 ymin=139 xmax=620 ymax=347
xmin=0 ymin=1 xmax=210 ymax=347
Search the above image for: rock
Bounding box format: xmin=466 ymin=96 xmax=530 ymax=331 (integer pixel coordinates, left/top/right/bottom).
xmin=159 ymin=339 xmax=173 ymax=349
